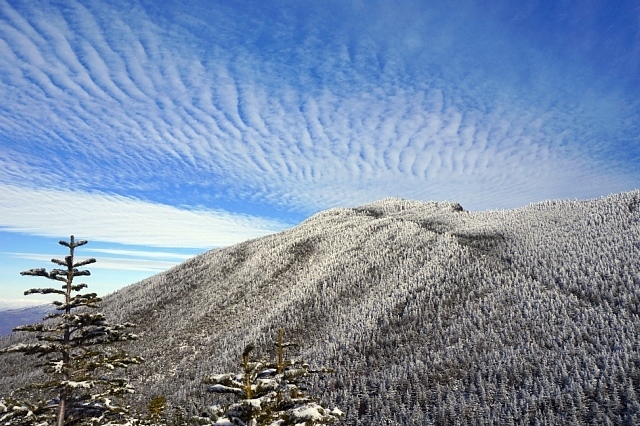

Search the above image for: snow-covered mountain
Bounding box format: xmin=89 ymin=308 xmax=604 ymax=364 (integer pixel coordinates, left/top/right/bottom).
xmin=1 ymin=191 xmax=639 ymax=424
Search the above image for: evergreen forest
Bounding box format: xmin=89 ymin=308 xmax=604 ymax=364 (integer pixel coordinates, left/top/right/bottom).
xmin=1 ymin=191 xmax=639 ymax=424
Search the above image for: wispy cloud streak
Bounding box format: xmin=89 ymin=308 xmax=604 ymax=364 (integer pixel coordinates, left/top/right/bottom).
xmin=0 ymin=184 xmax=290 ymax=248
xmin=5 ymin=251 xmax=185 ymax=273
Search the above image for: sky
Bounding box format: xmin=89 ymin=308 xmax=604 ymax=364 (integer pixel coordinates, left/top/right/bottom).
xmin=1 ymin=0 xmax=639 ymax=309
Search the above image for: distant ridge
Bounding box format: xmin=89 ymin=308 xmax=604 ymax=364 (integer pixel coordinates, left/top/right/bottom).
xmin=0 ymin=305 xmax=50 ymax=337
xmin=1 ymin=191 xmax=639 ymax=424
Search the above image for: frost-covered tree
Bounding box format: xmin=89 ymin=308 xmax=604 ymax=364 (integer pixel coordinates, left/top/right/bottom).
xmin=203 ymin=329 xmax=343 ymax=425
xmin=0 ymin=236 xmax=143 ymax=426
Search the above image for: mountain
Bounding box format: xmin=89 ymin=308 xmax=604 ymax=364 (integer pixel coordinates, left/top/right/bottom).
xmin=0 ymin=305 xmax=51 ymax=337
xmin=1 ymin=191 xmax=639 ymax=424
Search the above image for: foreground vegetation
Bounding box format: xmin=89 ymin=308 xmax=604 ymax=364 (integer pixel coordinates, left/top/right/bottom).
xmin=0 ymin=237 xmax=339 ymax=425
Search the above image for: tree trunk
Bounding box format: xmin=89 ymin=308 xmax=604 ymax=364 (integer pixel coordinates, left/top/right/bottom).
xmin=56 ymin=392 xmax=66 ymax=426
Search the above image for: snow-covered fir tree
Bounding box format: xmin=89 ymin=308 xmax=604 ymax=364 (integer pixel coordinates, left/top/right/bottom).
xmin=0 ymin=236 xmax=143 ymax=426
xmin=202 ymin=329 xmax=343 ymax=425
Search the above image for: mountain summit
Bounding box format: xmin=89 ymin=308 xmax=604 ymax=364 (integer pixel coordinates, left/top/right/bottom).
xmin=2 ymin=192 xmax=640 ymax=424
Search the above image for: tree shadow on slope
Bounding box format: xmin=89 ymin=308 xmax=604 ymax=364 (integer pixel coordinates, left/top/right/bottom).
xmin=453 ymin=231 xmax=507 ymax=256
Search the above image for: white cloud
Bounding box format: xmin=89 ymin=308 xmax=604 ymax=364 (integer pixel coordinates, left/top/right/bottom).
xmin=0 ymin=298 xmax=52 ymax=310
xmin=0 ymin=184 xmax=290 ymax=248
xmin=85 ymin=248 xmax=192 ymax=260
xmin=0 ymin=0 xmax=638 ymax=219
xmin=6 ymin=251 xmax=184 ymax=273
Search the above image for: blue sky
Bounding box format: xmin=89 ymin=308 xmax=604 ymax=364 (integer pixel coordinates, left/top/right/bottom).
xmin=1 ymin=0 xmax=639 ymax=308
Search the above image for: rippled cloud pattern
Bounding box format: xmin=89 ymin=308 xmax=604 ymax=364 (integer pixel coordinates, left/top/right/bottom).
xmin=1 ymin=0 xmax=639 ymax=237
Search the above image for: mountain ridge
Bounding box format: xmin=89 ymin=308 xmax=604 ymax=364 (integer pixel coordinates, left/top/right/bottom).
xmin=1 ymin=191 xmax=639 ymax=424
xmin=0 ymin=305 xmax=51 ymax=337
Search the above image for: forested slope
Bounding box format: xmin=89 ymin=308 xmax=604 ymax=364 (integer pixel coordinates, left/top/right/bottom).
xmin=1 ymin=191 xmax=639 ymax=424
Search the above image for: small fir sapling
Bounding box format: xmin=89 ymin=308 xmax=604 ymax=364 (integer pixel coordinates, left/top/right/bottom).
xmin=203 ymin=329 xmax=343 ymax=425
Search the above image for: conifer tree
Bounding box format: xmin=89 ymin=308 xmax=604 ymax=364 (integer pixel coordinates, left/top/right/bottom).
xmin=146 ymin=394 xmax=167 ymax=424
xmin=128 ymin=394 xmax=169 ymax=425
xmin=203 ymin=329 xmax=343 ymax=425
xmin=0 ymin=236 xmax=143 ymax=425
